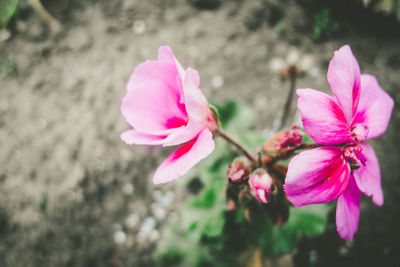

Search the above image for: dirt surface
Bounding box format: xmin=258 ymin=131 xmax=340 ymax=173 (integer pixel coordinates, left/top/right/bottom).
xmin=0 ymin=0 xmax=399 ymax=266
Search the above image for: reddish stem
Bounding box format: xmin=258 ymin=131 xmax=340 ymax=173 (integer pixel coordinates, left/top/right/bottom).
xmin=216 ymin=129 xmax=257 ymax=164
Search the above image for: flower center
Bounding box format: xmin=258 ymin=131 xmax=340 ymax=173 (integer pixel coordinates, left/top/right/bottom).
xmin=351 ymin=123 xmax=369 ymax=143
xmin=343 ymin=145 xmax=365 ymax=171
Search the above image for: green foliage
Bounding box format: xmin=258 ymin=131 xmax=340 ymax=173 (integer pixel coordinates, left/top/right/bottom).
xmin=0 ymin=57 xmax=15 ymax=77
xmin=154 ymin=100 xmax=331 ymax=266
xmin=215 ymin=100 xmax=264 ymax=150
xmin=0 ymin=0 xmax=18 ymax=28
xmin=312 ymin=8 xmax=340 ymax=41
xmin=301 ymin=132 xmax=315 ymax=144
xmin=260 ymin=205 xmax=329 ymax=257
xmin=38 ymin=195 xmax=47 ymax=213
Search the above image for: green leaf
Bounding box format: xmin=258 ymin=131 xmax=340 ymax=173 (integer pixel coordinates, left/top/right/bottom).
xmin=301 ymin=133 xmax=315 ymax=144
xmin=0 ymin=57 xmax=15 ymax=77
xmin=191 ymin=187 xmax=217 ymax=208
xmin=38 ymin=195 xmax=47 ymax=213
xmin=202 ymin=211 xmax=225 ymax=238
xmin=156 ymin=247 xmax=185 ymax=267
xmin=259 ymin=205 xmax=331 ymax=257
xmin=0 ymin=0 xmax=18 ymax=28
xmin=270 ymin=227 xmax=297 ymax=256
xmin=215 ymin=100 xmax=254 ymax=134
xmin=283 ymin=205 xmax=329 ymax=237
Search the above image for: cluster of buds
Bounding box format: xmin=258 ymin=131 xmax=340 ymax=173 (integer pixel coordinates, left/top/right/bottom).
xmin=225 ymin=126 xmax=304 ymax=225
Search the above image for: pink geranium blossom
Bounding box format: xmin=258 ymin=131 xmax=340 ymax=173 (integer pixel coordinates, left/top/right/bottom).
xmin=120 ymin=46 xmax=218 ymax=184
xmin=284 ymin=45 xmax=393 ymax=240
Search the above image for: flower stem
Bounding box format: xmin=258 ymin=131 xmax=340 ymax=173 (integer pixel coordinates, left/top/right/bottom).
xmin=29 ymin=0 xmax=62 ymax=33
xmin=216 ymin=129 xmax=257 ymax=164
xmin=298 ymin=143 xmax=320 ymax=150
xmin=266 ymin=143 xmax=320 ymax=167
xmin=279 ymin=66 xmax=297 ymax=130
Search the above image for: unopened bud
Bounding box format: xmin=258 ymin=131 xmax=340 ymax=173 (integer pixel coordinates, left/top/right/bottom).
xmin=227 ymin=200 xmax=237 ymax=211
xmin=228 ymin=157 xmax=251 ymax=182
xmin=248 ymin=169 xmax=274 ymax=204
xmin=262 ymin=125 xmax=303 ymax=156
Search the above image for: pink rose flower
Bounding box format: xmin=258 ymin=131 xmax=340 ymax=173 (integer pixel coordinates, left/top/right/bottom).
xmin=284 ymin=45 xmax=394 ymax=240
xmin=120 ymin=46 xmax=218 ymax=184
xmin=249 ymin=169 xmax=274 ymax=204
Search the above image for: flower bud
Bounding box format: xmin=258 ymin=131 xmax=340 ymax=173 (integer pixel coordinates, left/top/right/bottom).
xmin=248 ymin=169 xmax=274 ymax=204
xmin=262 ymin=125 xmax=303 ymax=156
xmin=227 ymin=200 xmax=236 ymax=211
xmin=227 ymin=157 xmax=251 ymax=183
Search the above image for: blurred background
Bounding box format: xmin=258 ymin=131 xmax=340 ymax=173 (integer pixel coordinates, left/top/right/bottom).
xmin=0 ymin=0 xmax=399 ymax=266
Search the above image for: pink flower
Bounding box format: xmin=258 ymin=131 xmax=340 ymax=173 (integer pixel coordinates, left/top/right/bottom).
xmin=249 ymin=169 xmax=274 ymax=204
xmin=120 ymin=46 xmax=218 ymax=184
xmin=284 ymin=45 xmax=394 ymax=240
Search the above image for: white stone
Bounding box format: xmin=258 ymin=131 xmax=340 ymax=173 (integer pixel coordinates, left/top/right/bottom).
xmin=122 ymin=183 xmax=134 ymax=195
xmin=133 ymin=20 xmax=146 ymax=34
xmin=114 ymin=230 xmax=127 ymax=245
xmin=125 ymin=214 xmax=139 ymax=229
xmin=211 ymin=75 xmax=224 ymax=89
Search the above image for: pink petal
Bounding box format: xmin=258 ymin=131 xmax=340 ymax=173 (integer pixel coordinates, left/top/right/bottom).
xmin=158 ymin=46 xmax=185 ymax=80
xmin=327 ymin=45 xmax=361 ymax=123
xmin=336 ymin=177 xmax=361 ymax=240
xmin=161 ymin=68 xmax=211 ymax=146
xmin=352 ymin=74 xmax=394 ymax=140
xmin=120 ymin=129 xmax=167 ymax=145
xmin=183 ymin=68 xmax=210 ymax=123
xmin=353 ymin=143 xmax=384 ymax=206
xmin=284 ymin=147 xmax=350 ymax=207
xmin=121 ymin=80 xmax=187 ymax=135
xmin=297 ymin=89 xmax=353 ymax=145
xmin=153 ymin=129 xmax=215 ymax=184
xmin=126 ymin=60 xmax=184 ymax=96
xmin=162 ymin=120 xmax=204 ymax=147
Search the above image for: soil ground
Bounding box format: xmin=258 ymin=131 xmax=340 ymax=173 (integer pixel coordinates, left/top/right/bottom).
xmin=0 ymin=0 xmax=399 ymax=266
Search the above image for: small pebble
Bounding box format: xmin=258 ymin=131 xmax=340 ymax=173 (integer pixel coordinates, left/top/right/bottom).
xmin=269 ymin=57 xmax=286 ymax=73
xmin=114 ymin=230 xmax=127 ymax=245
xmin=339 ymin=246 xmax=349 ymax=256
xmin=149 ymin=229 xmax=160 ymax=242
xmin=309 ymin=67 xmax=320 ymax=78
xmin=152 ymin=204 xmax=166 ymax=220
xmin=152 ymin=190 xmax=162 ymax=202
xmin=126 ymin=214 xmax=140 ymax=229
xmin=153 ymin=190 xmax=175 ymax=207
xmin=133 ymin=20 xmax=146 ymax=34
xmin=0 ymin=29 xmax=11 ymax=42
xmin=139 ymin=217 xmax=157 ymax=234
xmin=122 ymin=183 xmax=134 ymax=195
xmin=286 ymin=49 xmax=300 ymax=65
xmin=299 ymin=54 xmax=314 ymax=72
xmin=211 ymin=75 xmax=224 ymax=89
xmin=162 ymin=191 xmax=175 ymax=207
